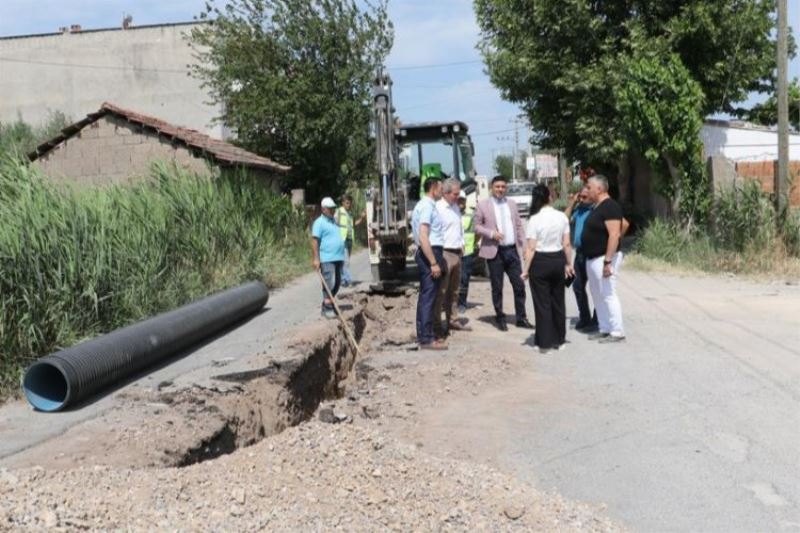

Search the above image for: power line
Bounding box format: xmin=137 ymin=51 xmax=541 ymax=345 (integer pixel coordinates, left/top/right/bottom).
xmin=388 ymin=59 xmax=482 ymax=71
xmin=0 ymin=55 xmax=483 ymax=74
xmin=0 ymin=55 xmax=189 ymax=73
xmin=470 ymin=127 xmax=517 ymax=137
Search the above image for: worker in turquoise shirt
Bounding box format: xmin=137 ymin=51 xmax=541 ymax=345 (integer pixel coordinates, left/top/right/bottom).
xmin=311 ymin=197 xmax=346 ymax=319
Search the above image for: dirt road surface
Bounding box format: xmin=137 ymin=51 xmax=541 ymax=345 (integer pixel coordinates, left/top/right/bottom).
xmin=1 ymin=252 xmax=799 ymax=531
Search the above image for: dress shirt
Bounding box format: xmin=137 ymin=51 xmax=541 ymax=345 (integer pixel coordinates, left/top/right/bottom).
xmin=526 ymin=206 xmax=570 ymax=252
xmin=492 ymin=197 xmax=516 ymax=246
xmin=412 ymin=196 xmax=445 ymax=247
xmin=436 ymin=199 xmax=464 ymax=249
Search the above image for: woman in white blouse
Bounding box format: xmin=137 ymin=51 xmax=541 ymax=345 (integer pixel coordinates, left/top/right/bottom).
xmin=521 ymin=184 xmax=575 ymax=352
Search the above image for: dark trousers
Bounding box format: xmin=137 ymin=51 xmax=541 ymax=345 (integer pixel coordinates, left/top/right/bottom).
xmin=573 ymin=250 xmax=597 ymax=325
xmin=458 ymin=253 xmax=474 ymax=308
xmin=415 ymin=247 xmax=444 ymax=344
xmin=487 ymin=246 xmax=527 ymax=320
xmin=529 ymin=250 xmax=567 ymax=349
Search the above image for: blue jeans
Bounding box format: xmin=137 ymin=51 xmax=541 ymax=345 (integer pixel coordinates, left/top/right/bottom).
xmin=342 ymin=239 xmax=353 ymax=284
xmin=458 ymin=253 xmax=474 ymax=308
xmin=320 ymin=261 xmax=343 ymax=310
xmin=415 ymin=247 xmax=444 ymax=344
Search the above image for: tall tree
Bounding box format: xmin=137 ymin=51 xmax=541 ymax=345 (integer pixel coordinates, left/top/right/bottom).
xmin=190 ymin=0 xmax=393 ymax=198
xmin=474 ymin=0 xmax=781 ymax=219
xmin=739 ymin=78 xmax=800 ymax=131
xmin=493 ymin=151 xmax=528 ymax=181
xmin=493 ymin=153 xmax=513 ymax=179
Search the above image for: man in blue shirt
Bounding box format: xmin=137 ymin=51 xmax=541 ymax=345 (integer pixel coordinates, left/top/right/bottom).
xmin=312 ymin=197 xmax=346 ymax=319
xmin=565 ymin=185 xmax=597 ymax=330
xmin=411 ymin=176 xmax=448 ymax=350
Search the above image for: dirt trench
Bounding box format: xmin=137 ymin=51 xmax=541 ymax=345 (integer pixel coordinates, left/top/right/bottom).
xmin=5 ymin=290 xmax=418 ymax=470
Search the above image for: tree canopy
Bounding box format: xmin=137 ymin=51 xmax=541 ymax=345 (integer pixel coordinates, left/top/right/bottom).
xmin=0 ymin=112 xmax=70 ymax=158
xmin=739 ymin=78 xmax=800 ymax=131
xmin=190 ymin=0 xmax=393 ymax=198
xmin=493 ymin=151 xmax=528 ymax=181
xmin=475 ymin=0 xmax=783 ymax=218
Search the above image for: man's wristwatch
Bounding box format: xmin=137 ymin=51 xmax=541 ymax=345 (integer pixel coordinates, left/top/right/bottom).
xmin=603 ymin=259 xmax=612 ymax=265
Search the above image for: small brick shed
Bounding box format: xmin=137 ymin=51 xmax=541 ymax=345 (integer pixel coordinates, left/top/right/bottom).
xmin=28 ymin=102 xmax=290 ymax=188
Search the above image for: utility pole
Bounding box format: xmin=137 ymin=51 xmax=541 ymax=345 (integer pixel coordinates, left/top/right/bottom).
xmin=776 ymin=0 xmax=789 ymax=213
xmin=510 ymin=116 xmax=527 ymax=182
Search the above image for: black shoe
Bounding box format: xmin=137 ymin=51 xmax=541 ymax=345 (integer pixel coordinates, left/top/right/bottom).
xmin=516 ymin=318 xmax=535 ymax=329
xmin=574 ymin=320 xmax=591 ymax=330
xmin=496 ymin=317 xmax=508 ymax=331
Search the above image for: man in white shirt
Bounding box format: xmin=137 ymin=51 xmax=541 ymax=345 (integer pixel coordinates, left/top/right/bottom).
xmin=434 ymin=178 xmax=472 ymax=335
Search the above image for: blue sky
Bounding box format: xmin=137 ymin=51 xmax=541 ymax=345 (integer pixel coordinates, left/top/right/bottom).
xmin=0 ymin=0 xmax=797 ymax=174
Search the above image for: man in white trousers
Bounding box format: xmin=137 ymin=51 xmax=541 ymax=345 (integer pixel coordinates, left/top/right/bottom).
xmin=581 ymin=175 xmax=625 ymax=342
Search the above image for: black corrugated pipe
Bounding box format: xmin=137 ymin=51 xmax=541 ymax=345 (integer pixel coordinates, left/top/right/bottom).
xmin=23 ymin=281 xmax=269 ymax=412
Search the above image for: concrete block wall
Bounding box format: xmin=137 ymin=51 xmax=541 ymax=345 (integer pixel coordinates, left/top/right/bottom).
xmin=0 ymin=23 xmax=226 ymax=139
xmin=34 ymin=115 xmax=212 ymax=185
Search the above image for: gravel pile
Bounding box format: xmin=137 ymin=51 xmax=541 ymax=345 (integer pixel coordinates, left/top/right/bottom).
xmin=0 ymin=420 xmax=620 ymax=531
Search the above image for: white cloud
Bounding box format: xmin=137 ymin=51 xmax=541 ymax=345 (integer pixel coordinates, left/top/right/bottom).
xmin=386 ymin=0 xmax=480 ymax=68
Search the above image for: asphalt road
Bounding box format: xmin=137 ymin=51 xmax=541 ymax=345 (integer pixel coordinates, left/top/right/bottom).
xmin=3 ymin=249 xmax=799 ymax=531
xmin=0 ymin=252 xmax=374 ymax=462
xmin=419 ymin=267 xmax=800 ymax=532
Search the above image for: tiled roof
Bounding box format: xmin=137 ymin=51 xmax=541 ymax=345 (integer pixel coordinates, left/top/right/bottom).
xmin=28 ymin=102 xmax=290 ymax=174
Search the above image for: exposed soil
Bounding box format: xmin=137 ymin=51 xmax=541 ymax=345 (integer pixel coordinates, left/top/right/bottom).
xmin=0 ymin=286 xmax=623 ymax=531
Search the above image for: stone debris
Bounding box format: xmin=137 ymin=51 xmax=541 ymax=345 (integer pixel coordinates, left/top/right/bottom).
xmin=0 ymin=422 xmax=622 ymax=532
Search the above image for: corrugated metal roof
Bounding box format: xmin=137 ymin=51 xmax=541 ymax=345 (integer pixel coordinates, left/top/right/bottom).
xmin=28 ymin=102 xmax=290 ymax=174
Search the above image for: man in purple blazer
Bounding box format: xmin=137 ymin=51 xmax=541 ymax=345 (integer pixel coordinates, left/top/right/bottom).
xmin=474 ymin=175 xmax=534 ymax=331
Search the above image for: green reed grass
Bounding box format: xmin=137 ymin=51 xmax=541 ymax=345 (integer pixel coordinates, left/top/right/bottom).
xmin=0 ymin=157 xmax=310 ymax=397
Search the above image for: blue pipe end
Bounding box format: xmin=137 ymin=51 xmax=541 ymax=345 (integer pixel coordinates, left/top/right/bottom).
xmin=23 ymin=362 xmax=69 ymax=412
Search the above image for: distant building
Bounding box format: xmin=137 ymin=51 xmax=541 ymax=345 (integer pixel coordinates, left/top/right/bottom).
xmin=703 ymin=119 xmax=800 ymax=207
xmin=28 ymin=103 xmax=289 ymax=188
xmin=701 ymin=119 xmax=800 ymax=162
xmin=0 ymin=21 xmax=226 ymax=138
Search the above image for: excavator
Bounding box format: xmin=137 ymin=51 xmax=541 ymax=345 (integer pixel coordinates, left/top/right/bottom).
xmin=366 ymin=70 xmax=487 ymax=289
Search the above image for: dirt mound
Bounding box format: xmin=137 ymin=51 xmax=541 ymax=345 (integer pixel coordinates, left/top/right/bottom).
xmin=0 ymin=421 xmax=620 ymax=532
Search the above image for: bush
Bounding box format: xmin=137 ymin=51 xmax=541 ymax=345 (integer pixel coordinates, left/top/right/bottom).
xmin=0 ymin=157 xmax=310 ymax=396
xmin=0 ymin=111 xmax=71 ymax=157
xmin=634 ymin=180 xmax=800 ymax=276
xmin=711 ymin=180 xmax=776 ymax=253
xmin=779 ymin=207 xmax=800 ymax=258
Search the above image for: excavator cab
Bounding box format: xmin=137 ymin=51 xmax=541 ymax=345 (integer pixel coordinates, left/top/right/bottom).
xmin=397 ymin=121 xmax=477 ymax=203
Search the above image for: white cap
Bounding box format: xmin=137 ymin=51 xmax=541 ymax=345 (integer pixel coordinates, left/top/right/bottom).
xmin=321 ymin=197 xmax=336 ymax=208
xmin=459 ymin=191 xmax=467 ymax=199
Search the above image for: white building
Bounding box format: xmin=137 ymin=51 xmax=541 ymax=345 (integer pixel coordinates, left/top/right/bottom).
xmin=0 ymin=21 xmax=225 ymax=139
xmin=701 ymin=119 xmax=800 ymax=162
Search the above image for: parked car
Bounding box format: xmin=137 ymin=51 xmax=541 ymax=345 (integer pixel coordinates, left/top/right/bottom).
xmin=506 ymin=181 xmax=535 ymax=218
